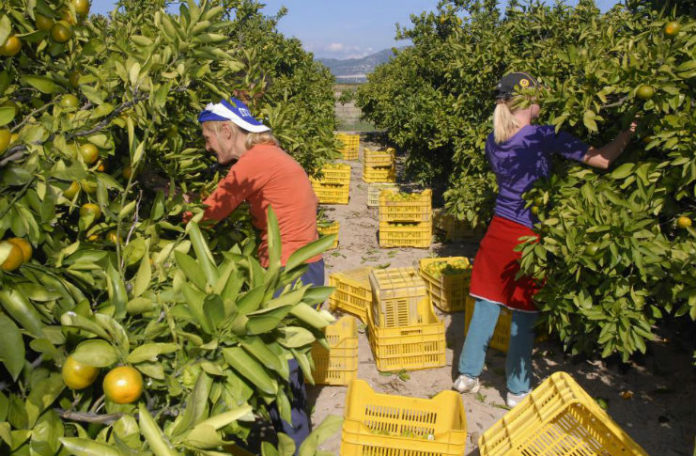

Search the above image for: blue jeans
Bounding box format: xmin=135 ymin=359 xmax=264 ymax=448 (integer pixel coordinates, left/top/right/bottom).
xmin=269 ymin=259 xmax=325 ymax=453
xmin=458 ymin=298 xmax=538 ymax=395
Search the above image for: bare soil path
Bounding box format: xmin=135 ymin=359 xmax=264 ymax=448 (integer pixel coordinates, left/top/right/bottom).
xmin=308 ymin=139 xmax=695 ymax=456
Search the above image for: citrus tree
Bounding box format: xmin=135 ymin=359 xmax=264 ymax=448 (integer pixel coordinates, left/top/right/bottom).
xmin=0 ymin=0 xmax=341 ymax=454
xmin=356 ymin=0 xmax=696 ymax=361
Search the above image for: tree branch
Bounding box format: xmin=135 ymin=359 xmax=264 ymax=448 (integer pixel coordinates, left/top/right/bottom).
xmin=54 ymin=408 xmax=124 ymax=425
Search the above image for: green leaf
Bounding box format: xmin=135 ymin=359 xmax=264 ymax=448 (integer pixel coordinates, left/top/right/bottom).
xmin=126 ymin=343 xmax=178 ymax=364
xmin=285 ymin=235 xmax=336 ymax=271
xmin=132 ymin=252 xmax=152 ymax=298
xmin=0 ymin=315 xmax=25 ymax=381
xmin=174 ymin=251 xmax=207 ymax=290
xmin=60 ymin=312 xmax=111 ymax=341
xmin=59 ymin=437 xmax=126 ymax=456
xmin=0 ymin=106 xmax=15 ymax=127
xmin=298 ymin=415 xmax=343 ymax=456
xmin=0 ymin=15 xmax=11 ymax=47
xmin=138 ymin=403 xmax=181 ymax=456
xmin=170 ymin=371 xmax=213 ymax=438
xmin=21 ymin=75 xmax=61 ymax=94
xmin=72 ymin=340 xmax=119 ymax=367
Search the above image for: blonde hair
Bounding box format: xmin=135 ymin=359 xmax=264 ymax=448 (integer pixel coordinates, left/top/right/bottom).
xmin=205 ymin=121 xmax=279 ymax=150
xmin=493 ymin=99 xmax=521 ymax=144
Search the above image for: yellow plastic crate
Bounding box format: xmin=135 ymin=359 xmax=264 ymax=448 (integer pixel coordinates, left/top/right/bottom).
xmin=337 ymin=133 xmax=360 ymax=160
xmin=328 ymin=267 xmax=373 ymax=323
xmin=432 ymin=209 xmax=482 ymax=240
xmin=363 ymin=165 xmax=396 ymax=183
xmin=340 ymin=379 xmax=467 ymax=456
xmin=310 ymin=316 xmax=358 ymax=386
xmin=379 ymin=221 xmax=432 ymax=248
xmin=479 ymin=371 xmax=648 ymax=456
xmin=311 ymin=163 xmax=351 ymax=186
xmin=369 ymin=267 xmax=426 ymax=328
xmin=312 ymin=182 xmax=350 ymax=204
xmin=367 ymin=300 xmax=446 ymax=372
xmin=464 ymin=298 xmax=512 ymax=353
xmin=419 ymin=257 xmax=473 ymax=312
xmin=379 ymin=189 xmax=432 ymax=223
xmin=367 ymin=183 xmax=399 ymax=207
xmin=364 ymin=147 xmax=395 ymax=167
xmin=317 ymin=220 xmax=339 ymax=249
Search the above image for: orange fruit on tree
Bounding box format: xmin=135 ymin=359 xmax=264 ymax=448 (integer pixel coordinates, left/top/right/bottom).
xmin=51 ymin=21 xmax=73 ymax=43
xmin=73 ymin=0 xmax=91 ymax=17
xmin=62 ymin=355 xmax=99 ymax=389
xmin=63 ymin=181 xmax=80 ymax=199
xmin=636 ymin=85 xmax=654 ymax=100
xmin=80 ymin=179 xmax=97 ymax=194
xmin=106 ymin=230 xmax=121 ymax=244
xmin=79 ymin=143 xmax=99 ymax=164
xmin=103 ymin=366 xmax=143 ymax=404
xmin=0 ymin=240 xmax=24 ymax=271
xmin=0 ymin=129 xmax=10 ymax=154
xmin=8 ymin=238 xmax=32 ymax=262
xmin=664 ymin=21 xmax=680 ymax=37
xmin=60 ymin=94 xmax=80 ymax=109
xmin=96 ymin=161 xmax=105 ymax=172
xmin=677 ymin=216 xmax=692 ymax=229
xmin=35 ymin=14 xmax=55 ymax=32
xmin=0 ymin=35 xmax=22 ymax=57
xmin=80 ymin=202 xmax=101 ymax=219
xmin=69 ymin=71 xmax=81 ymax=88
xmin=122 ymin=165 xmax=132 ymax=180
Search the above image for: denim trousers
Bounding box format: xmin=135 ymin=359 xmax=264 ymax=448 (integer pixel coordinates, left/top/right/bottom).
xmin=458 ymin=298 xmax=538 ymax=395
xmin=268 ymin=259 xmax=325 ymax=453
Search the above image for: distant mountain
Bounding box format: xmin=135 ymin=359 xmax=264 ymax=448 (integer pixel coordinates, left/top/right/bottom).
xmin=318 ymin=48 xmax=398 ymax=83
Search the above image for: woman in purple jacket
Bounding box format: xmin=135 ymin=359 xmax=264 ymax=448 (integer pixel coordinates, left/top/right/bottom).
xmin=453 ymin=72 xmax=636 ymax=407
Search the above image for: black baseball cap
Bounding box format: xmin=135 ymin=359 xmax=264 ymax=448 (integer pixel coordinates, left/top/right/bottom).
xmin=495 ymin=72 xmax=538 ymax=100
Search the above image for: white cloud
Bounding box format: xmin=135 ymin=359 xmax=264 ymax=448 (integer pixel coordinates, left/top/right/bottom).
xmin=306 ymin=42 xmax=375 ymax=59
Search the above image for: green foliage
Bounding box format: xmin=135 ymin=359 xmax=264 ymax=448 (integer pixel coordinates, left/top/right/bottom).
xmin=357 ymin=0 xmax=696 ymax=361
xmin=0 ymin=0 xmax=340 ymax=453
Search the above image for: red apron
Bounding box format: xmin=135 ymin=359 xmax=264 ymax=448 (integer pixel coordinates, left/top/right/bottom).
xmin=469 ymin=216 xmax=541 ymax=312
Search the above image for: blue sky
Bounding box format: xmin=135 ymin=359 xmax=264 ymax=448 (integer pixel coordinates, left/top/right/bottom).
xmin=90 ymin=0 xmax=621 ymax=59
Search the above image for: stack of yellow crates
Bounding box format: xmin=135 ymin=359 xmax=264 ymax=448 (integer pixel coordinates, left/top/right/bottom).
xmin=310 ymin=163 xmax=350 ymax=204
xmin=363 ymin=147 xmax=396 ymax=183
xmin=317 ymin=219 xmax=339 ymax=249
xmin=336 ymin=133 xmax=360 ymax=160
xmin=378 ymin=189 xmax=432 ymax=248
xmin=367 ymin=267 xmax=446 ymax=371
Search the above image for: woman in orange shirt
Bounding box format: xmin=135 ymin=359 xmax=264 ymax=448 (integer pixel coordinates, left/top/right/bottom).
xmin=195 ymin=97 xmax=324 ymax=452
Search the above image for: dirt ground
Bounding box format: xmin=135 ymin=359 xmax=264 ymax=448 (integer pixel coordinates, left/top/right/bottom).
xmin=307 ymin=139 xmax=696 ymax=455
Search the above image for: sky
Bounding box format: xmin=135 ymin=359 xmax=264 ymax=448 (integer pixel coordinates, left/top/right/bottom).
xmin=90 ymin=0 xmax=621 ymax=60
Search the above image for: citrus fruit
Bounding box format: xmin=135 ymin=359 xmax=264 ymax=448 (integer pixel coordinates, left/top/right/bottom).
xmin=103 ymin=366 xmax=143 ymax=404
xmin=80 ymin=179 xmax=97 ymax=194
xmin=96 ymin=161 xmax=105 ymax=172
xmin=60 ymin=94 xmax=80 ymax=109
xmin=106 ymin=230 xmax=121 ymax=244
xmin=530 ymin=206 xmax=539 ymax=215
xmin=63 ymin=181 xmax=80 ymax=199
xmin=69 ymin=71 xmax=81 ymax=88
xmin=80 ymin=202 xmax=101 ymax=219
xmin=664 ymin=21 xmax=680 ymax=37
xmin=36 ymin=14 xmax=55 ymax=32
xmin=677 ymin=216 xmax=692 ymax=229
xmin=0 ymin=240 xmax=24 ymax=271
xmin=8 ymin=238 xmax=32 ymax=262
xmin=0 ymin=129 xmax=10 ymax=154
xmin=636 ymin=85 xmax=654 ymax=100
xmin=122 ymin=165 xmax=132 ymax=179
xmin=79 ymin=143 xmax=99 ymax=164
xmin=51 ymin=21 xmax=73 ymax=43
xmin=62 ymin=355 xmax=99 ymax=389
xmin=0 ymin=35 xmax=22 ymax=57
xmin=73 ymin=0 xmax=91 ymax=17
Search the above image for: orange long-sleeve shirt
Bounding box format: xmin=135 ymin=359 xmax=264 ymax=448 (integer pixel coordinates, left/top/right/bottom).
xmin=199 ymin=144 xmax=320 ymax=267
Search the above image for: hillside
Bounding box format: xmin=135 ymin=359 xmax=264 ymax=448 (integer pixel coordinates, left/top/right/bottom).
xmin=318 ymin=48 xmax=396 ymax=83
